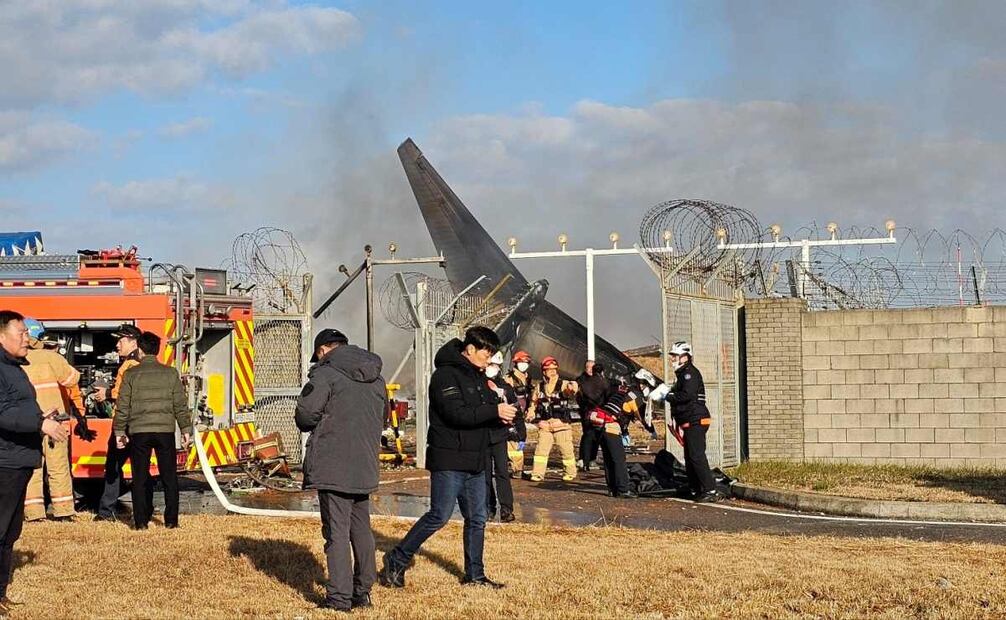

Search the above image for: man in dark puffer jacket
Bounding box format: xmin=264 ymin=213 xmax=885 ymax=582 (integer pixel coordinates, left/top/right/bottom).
xmin=114 ymin=332 xmax=191 ymax=530
xmin=296 ymin=329 xmax=386 ymax=613
xmin=0 ymin=310 xmax=69 ymax=614
xmin=380 ymin=327 xmax=516 ymax=590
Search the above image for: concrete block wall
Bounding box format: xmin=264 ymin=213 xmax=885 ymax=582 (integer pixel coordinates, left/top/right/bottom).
xmin=800 ymin=306 xmax=1006 ymax=467
xmin=745 ymin=297 xmax=805 ymax=460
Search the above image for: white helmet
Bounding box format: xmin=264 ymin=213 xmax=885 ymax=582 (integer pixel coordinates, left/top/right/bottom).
xmin=634 ymin=368 xmax=657 ymax=387
xmin=669 ymin=341 xmax=692 ymax=357
xmin=489 ymin=351 xmax=504 ymax=365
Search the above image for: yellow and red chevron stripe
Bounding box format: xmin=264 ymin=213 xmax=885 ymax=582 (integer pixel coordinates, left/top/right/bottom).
xmin=183 ymin=422 xmax=258 ymax=470
xmin=233 ymin=320 xmax=255 ymax=408
xmin=161 ymin=317 xmax=175 ymax=365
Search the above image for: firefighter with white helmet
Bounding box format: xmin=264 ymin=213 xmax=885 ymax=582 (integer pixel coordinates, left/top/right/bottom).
xmin=649 ymin=341 xmax=720 ymax=502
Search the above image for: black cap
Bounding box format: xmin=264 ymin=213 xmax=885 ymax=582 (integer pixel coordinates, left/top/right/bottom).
xmin=311 ymin=328 xmax=349 ymax=362
xmin=112 ymin=324 xmax=142 ymax=340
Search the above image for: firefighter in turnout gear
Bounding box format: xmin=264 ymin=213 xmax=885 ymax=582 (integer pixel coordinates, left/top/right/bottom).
xmin=529 ymin=356 xmax=578 ymax=482
xmin=22 ymin=319 xmax=83 ymax=521
xmin=94 ymin=324 xmax=143 ymax=521
xmin=485 ymin=352 xmax=516 ymax=522
xmin=650 ymin=342 xmax=720 ymax=502
xmin=503 ymin=350 xmax=532 ymax=478
xmin=587 ymin=384 xmax=637 ymax=498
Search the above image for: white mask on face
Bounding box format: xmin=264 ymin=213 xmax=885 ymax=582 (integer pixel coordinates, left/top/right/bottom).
xmin=515 ymin=362 xmax=529 ymax=373
xmin=486 ymin=365 xmax=500 ymax=379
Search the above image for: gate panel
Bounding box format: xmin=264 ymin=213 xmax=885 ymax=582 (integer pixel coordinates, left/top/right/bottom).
xmin=254 ymin=316 xmax=311 ymax=464
xmin=663 ymin=292 xmax=740 ymax=468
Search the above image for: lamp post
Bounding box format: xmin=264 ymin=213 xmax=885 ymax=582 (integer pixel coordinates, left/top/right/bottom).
xmin=502 ymin=233 xmax=675 ymax=360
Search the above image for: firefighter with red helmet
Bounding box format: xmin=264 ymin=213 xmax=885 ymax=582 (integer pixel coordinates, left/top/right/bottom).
xmin=529 ymin=356 xmax=578 ymax=482
xmin=503 ymin=350 xmax=532 ymax=478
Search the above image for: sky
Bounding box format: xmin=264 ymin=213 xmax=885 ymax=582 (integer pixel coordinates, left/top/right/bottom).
xmin=2 ymin=0 xmax=1006 ymax=365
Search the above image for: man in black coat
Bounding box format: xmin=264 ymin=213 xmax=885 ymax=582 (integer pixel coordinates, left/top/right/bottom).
xmin=650 ymin=342 xmax=719 ymax=502
xmin=0 ymin=311 xmax=68 ymax=614
xmin=576 ymin=360 xmax=609 ymax=471
xmin=380 ymin=327 xmax=516 ymax=590
xmin=296 ymin=329 xmax=386 ymax=612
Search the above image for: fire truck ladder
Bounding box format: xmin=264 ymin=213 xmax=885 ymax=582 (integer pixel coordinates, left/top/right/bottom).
xmin=149 ymin=264 xmax=205 ymax=411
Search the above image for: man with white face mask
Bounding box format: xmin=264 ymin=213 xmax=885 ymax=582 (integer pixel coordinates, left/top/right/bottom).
xmin=484 ymin=352 xmax=516 ymax=522
xmin=504 ymin=351 xmax=532 ymax=479
xmin=649 ymin=342 xmax=719 ymax=502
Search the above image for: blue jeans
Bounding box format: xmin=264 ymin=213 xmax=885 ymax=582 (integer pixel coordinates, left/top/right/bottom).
xmin=389 ymin=470 xmax=487 ymax=580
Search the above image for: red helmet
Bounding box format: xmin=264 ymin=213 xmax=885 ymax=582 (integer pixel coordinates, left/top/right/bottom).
xmin=512 ymin=350 xmax=532 ymax=363
xmin=541 ymin=356 xmax=558 ymax=369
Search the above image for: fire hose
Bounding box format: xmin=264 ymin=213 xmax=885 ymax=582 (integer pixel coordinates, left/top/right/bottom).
xmin=191 ymin=424 xmax=418 ymax=522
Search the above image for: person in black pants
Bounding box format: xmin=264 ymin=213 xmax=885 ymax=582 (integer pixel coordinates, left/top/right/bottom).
xmin=650 ymin=342 xmax=719 ymax=502
xmin=576 ymin=361 xmax=609 ymax=471
xmin=587 ymin=385 xmax=635 ymax=498
xmin=296 ymin=329 xmax=386 ymax=612
xmin=0 ymin=310 xmax=69 ymax=614
xmin=380 ymin=327 xmax=516 ymax=590
xmin=113 ymin=332 xmax=193 ymax=529
xmin=484 ymin=353 xmax=515 ymax=522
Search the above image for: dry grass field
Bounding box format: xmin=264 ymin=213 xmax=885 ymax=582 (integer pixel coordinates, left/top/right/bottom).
xmin=729 ymin=461 xmax=1006 ymax=504
xmin=8 ymin=514 xmax=1006 ymax=619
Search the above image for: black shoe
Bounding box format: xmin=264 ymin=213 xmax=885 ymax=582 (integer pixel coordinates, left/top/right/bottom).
xmin=50 ymin=515 xmax=74 ymax=522
xmin=165 ymin=523 xmax=179 ymax=529
xmin=378 ymin=554 xmax=406 ymax=588
xmin=499 ymin=510 xmax=516 ymax=523
xmin=132 ymin=523 xmax=149 ymax=530
xmin=351 ymin=593 xmax=373 ymax=609
xmin=93 ymin=514 xmax=118 ymax=522
xmin=461 ymin=576 xmax=505 ymax=589
xmin=694 ymin=491 xmax=722 ymax=503
xmin=318 ymin=598 xmax=351 ymax=612
xmin=616 ymin=491 xmax=638 ymax=499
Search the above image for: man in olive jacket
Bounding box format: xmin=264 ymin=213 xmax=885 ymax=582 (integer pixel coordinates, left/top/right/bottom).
xmin=295 ymin=329 xmax=386 ymax=612
xmin=113 ymin=332 xmax=191 ymax=529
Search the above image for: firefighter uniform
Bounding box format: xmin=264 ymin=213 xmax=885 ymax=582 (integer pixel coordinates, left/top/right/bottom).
xmin=529 ymin=361 xmax=578 ymax=481
xmin=23 ymin=342 xmax=83 ymax=520
xmin=96 ymin=348 xmax=141 ymax=520
xmin=504 ymin=367 xmax=532 ymax=477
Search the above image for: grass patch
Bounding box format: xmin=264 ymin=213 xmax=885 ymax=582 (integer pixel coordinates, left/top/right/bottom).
xmin=8 ymin=515 xmax=1006 ymax=619
xmin=728 ymin=461 xmax=1006 ymax=504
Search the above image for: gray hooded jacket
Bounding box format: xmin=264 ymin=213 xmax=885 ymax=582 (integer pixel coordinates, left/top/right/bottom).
xmin=295 ymin=344 xmax=386 ymax=494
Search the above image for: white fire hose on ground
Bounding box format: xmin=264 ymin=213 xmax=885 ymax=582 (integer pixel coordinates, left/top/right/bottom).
xmin=191 ymin=425 xmax=419 ymax=522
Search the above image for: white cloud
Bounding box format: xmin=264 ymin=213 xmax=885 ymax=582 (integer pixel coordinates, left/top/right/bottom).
xmin=158 ymin=116 xmax=212 ymax=138
xmin=0 ymin=111 xmax=96 ymax=171
xmin=92 ymin=175 xmax=234 ymax=212
xmin=0 ymin=1 xmax=361 ymax=107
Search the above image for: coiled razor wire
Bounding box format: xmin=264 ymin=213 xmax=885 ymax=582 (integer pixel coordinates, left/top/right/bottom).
xmin=639 ymin=199 xmax=763 ymax=282
xmin=225 ymin=228 xmax=309 ymax=314
xmin=380 ymin=272 xmax=519 ymax=331
xmin=748 ymin=224 xmax=1006 ymax=309
xmin=640 ymin=201 xmax=1006 ymax=309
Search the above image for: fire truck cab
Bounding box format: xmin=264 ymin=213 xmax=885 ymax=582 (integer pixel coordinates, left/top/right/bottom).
xmin=0 ymin=243 xmax=256 ymax=481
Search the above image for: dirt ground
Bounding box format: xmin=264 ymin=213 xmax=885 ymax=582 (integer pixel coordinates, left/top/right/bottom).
xmin=10 ymin=514 xmax=1006 ymax=619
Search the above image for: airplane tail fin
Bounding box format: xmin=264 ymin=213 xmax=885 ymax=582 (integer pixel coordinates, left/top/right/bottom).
xmin=397 ymin=139 xmax=529 ymax=299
